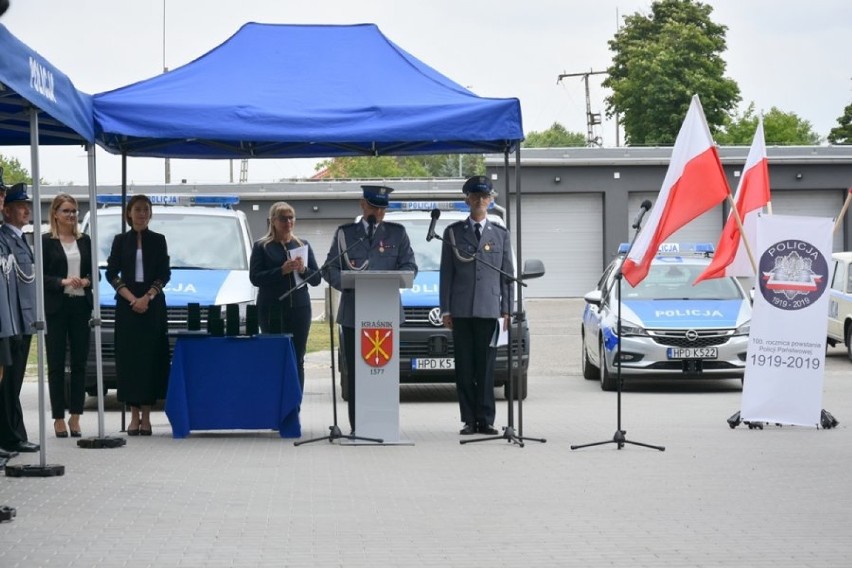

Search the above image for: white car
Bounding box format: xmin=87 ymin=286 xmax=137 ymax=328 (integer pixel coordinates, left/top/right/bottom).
xmin=581 ymin=244 xmax=752 ymax=390
xmin=827 ymin=251 xmax=852 ymax=361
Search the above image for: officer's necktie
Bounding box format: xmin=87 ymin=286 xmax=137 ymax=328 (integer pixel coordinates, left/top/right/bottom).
xmin=474 ymin=223 xmax=482 ymax=243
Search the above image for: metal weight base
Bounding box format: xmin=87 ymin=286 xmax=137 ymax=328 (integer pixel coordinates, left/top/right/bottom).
xmin=727 ymin=409 xmax=839 ymax=430
xmin=5 ymin=464 xmax=65 ymax=477
xmin=0 ymin=506 xmax=16 ymax=522
xmin=77 ymin=436 xmax=127 ymax=449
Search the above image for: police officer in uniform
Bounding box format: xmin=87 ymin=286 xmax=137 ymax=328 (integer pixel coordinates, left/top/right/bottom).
xmin=0 ymin=182 xmax=39 ymax=454
xmin=440 ymin=176 xmax=513 ymax=435
xmin=323 ymin=186 xmax=417 ymax=433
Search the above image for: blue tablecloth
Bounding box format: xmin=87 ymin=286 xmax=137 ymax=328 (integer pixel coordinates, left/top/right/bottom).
xmin=165 ymin=335 xmax=302 ymax=438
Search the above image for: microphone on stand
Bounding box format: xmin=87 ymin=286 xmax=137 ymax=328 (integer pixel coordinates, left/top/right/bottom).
xmin=366 ymin=214 xmax=376 ymax=243
xmin=426 ymin=208 xmax=441 ymax=242
xmin=632 ymin=200 xmax=653 ymax=230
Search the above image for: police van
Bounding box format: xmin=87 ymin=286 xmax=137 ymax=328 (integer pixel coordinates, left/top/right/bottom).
xmin=338 ymin=200 xmax=533 ymax=400
xmin=81 ymin=194 xmax=255 ymax=395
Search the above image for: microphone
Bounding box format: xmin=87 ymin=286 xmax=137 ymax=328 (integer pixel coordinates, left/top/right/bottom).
xmin=632 ymin=200 xmax=652 ymax=229
xmin=366 ymin=214 xmax=376 ymax=242
xmin=426 ymin=208 xmax=441 ymax=242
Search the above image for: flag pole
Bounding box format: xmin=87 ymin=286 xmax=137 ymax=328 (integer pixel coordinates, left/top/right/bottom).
xmin=833 ymin=187 xmax=852 ymax=234
xmin=725 ymin=193 xmax=758 ymax=273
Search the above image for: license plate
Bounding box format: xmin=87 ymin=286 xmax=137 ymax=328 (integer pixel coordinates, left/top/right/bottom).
xmin=667 ymin=347 xmax=718 ymax=359
xmin=411 ymin=357 xmax=455 ymax=370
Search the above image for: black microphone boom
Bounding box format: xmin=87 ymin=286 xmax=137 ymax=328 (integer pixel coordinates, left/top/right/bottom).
xmin=632 ymin=200 xmax=653 ymax=230
xmin=426 ymin=208 xmax=441 ymax=242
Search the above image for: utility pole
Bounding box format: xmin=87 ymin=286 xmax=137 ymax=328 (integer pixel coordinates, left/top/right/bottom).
xmin=557 ymin=69 xmax=607 ymax=147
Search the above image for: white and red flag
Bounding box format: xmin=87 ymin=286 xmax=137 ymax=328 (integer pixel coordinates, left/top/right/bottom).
xmin=621 ymin=95 xmax=730 ymax=286
xmin=695 ymin=118 xmax=770 ymax=283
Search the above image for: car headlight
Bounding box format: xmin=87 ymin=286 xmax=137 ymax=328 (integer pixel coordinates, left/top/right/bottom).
xmin=617 ymin=320 xmax=648 ymax=337
xmin=734 ymin=321 xmax=751 ymax=336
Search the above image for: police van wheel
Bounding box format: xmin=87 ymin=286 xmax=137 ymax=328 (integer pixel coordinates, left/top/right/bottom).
xmin=503 ymin=373 xmax=527 ymax=400
xmin=599 ymin=340 xmax=617 ymax=392
xmin=846 ymin=326 xmax=852 ymax=363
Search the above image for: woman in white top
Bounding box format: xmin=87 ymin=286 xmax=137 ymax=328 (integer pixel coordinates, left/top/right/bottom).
xmin=42 ymin=194 xmax=94 ymax=438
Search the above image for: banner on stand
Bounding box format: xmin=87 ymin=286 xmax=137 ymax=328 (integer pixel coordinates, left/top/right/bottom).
xmin=740 ymin=214 xmax=833 ymax=426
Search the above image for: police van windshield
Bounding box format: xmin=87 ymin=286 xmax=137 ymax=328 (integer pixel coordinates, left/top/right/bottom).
xmin=394 ymin=219 xmax=452 ymax=271
xmin=91 ymin=213 xmax=249 ymax=270
xmin=623 ymin=263 xmax=743 ymax=300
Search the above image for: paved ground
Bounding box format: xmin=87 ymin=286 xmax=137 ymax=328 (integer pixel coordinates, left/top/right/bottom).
xmin=1 ymin=298 xmax=850 ymax=567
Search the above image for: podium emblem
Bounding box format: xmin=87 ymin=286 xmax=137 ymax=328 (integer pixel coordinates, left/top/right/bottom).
xmin=361 ymin=327 xmax=393 ymax=367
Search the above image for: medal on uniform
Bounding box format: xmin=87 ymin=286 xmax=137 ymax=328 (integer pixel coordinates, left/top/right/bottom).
xmin=379 ymin=240 xmax=385 ymax=253
xmin=484 ymin=243 xmax=491 ymax=251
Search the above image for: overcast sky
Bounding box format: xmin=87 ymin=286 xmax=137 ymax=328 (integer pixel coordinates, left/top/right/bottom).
xmin=2 ymin=0 xmax=850 ymax=186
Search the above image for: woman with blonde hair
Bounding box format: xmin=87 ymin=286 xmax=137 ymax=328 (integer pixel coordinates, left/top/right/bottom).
xmin=249 ymin=201 xmax=321 ymax=390
xmin=42 ymin=193 xmax=93 ymax=437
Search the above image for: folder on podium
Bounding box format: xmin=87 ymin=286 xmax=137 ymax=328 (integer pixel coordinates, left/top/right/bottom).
xmin=341 ymin=270 xmax=415 ymax=445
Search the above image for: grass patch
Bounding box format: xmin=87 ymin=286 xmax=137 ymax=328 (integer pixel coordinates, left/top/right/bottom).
xmin=307 ymin=321 xmax=333 ymax=353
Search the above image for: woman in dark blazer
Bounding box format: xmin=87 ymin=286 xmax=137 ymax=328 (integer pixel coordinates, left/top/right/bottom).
xmin=249 ymin=201 xmax=321 ymax=390
xmin=42 ymin=194 xmax=93 ymax=438
xmin=105 ymin=194 xmax=171 ymax=436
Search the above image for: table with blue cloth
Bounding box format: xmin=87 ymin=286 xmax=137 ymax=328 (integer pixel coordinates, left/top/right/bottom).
xmin=165 ymin=334 xmax=302 ymax=438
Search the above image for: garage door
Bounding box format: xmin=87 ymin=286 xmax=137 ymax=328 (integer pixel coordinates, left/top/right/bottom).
xmin=291 ymin=219 xmax=341 ymax=301
xmin=629 ymin=192 xmax=724 ymax=247
xmin=509 ymin=193 xmax=603 ymax=298
xmin=769 ymin=190 xmax=844 ymax=252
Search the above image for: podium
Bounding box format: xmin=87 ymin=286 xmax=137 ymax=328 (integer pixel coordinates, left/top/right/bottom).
xmin=341 ymin=270 xmax=415 ymax=444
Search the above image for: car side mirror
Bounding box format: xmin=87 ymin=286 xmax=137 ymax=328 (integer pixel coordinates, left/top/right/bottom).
xmin=522 ymin=258 xmax=545 ymax=280
xmin=584 ymin=290 xmax=602 ymax=306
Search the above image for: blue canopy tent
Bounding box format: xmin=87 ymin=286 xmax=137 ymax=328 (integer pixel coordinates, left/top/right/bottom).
xmin=0 ymin=24 xmax=117 ymax=463
xmin=93 ymin=22 xmax=522 ymax=159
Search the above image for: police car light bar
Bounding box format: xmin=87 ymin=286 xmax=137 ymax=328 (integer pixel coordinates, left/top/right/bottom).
xmin=387 ymin=201 xmax=496 ymax=212
xmin=617 ymin=242 xmax=715 ymax=255
xmin=96 ymin=194 xmax=240 ymax=208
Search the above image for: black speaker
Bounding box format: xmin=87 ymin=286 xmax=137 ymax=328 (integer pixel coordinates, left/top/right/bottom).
xmin=187 ymin=303 xmax=201 ymax=331
xmin=206 ymin=305 xmax=221 ymax=335
xmin=268 ymin=307 xmax=282 ymax=334
xmin=245 ymin=304 xmax=259 ymax=336
xmin=225 ymin=304 xmax=240 ymax=336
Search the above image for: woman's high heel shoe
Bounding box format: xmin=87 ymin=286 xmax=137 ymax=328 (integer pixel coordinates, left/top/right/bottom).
xmin=54 ymin=420 xmax=68 ymax=438
xmin=68 ymin=416 xmax=82 ymax=437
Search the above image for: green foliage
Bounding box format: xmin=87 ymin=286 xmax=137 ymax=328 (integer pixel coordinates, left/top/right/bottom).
xmin=603 ymin=0 xmax=740 ymax=145
xmin=314 ymin=154 xmax=484 ymax=178
xmin=717 ymin=103 xmax=821 ymax=145
xmin=828 ymin=102 xmax=852 ymax=145
xmin=523 ymin=122 xmax=586 ymax=147
xmin=0 ymin=155 xmax=32 ymax=185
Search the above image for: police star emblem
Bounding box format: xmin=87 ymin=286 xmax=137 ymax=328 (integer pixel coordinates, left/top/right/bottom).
xmin=361 ymin=326 xmax=393 ymax=367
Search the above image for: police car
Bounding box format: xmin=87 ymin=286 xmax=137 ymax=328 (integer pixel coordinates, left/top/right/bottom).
xmin=81 ymin=194 xmax=255 ymax=394
xmin=827 ymin=251 xmax=852 ymax=362
xmin=581 ymin=243 xmax=752 ymax=390
xmin=338 ymin=200 xmax=532 ymax=400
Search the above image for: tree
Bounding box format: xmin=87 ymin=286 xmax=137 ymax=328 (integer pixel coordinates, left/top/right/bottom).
xmin=0 ymin=154 xmax=32 ymax=185
xmin=523 ymin=122 xmax=586 ymax=147
xmin=314 ymin=154 xmax=484 ymax=179
xmin=603 ymin=0 xmax=740 ymax=145
xmin=828 ymin=102 xmax=852 ymax=145
xmin=716 ymin=103 xmax=821 ymax=145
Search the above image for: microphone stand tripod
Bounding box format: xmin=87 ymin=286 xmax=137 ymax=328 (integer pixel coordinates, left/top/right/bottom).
xmin=292 ymin=234 xmax=382 ymax=446
xmin=428 ymin=230 xmax=543 ymax=447
xmin=571 ymin=214 xmax=665 ymax=452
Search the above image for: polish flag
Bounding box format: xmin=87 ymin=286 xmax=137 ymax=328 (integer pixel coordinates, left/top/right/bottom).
xmin=621 ymin=95 xmax=730 ymax=287
xmin=695 ymin=119 xmax=770 ymax=283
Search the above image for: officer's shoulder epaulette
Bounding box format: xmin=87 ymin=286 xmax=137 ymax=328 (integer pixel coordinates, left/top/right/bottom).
xmin=447 ymin=219 xmax=466 ymax=229
xmin=490 ymin=222 xmax=509 ymax=232
xmin=339 ymin=221 xmax=360 ymax=230
xmin=382 ymin=220 xmax=406 ymax=230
